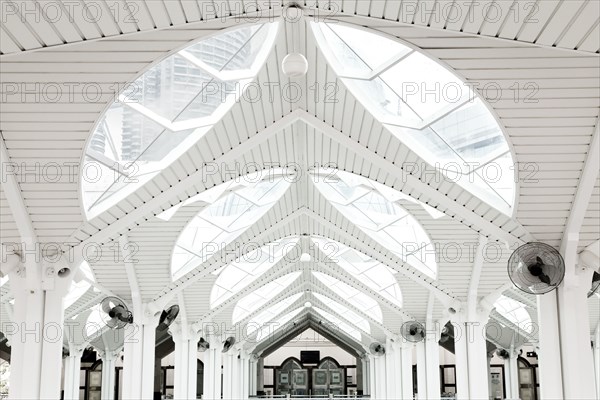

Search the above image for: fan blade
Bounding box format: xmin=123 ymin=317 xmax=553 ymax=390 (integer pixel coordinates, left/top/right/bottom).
xmin=539 ymin=272 xmax=551 ymax=285
xmin=535 ymin=256 xmax=544 ymax=266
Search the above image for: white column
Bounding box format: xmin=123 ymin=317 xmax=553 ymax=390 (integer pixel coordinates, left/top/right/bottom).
xmin=385 ymin=339 xmax=397 ymax=399
xmin=222 ymin=352 xmax=234 ymax=400
xmin=121 ymin=309 xmax=160 ymax=400
xmin=171 ymin=323 xmax=201 ymax=400
xmin=99 ymin=349 xmax=119 ymax=400
xmin=249 ymin=356 xmax=258 ymax=396
xmin=504 ymin=350 xmax=520 ymax=400
xmin=557 ymin=267 xmax=596 ymax=399
xmin=6 ymin=256 xmax=72 ymax=400
xmin=368 ymin=355 xmax=376 ymax=399
xmin=452 ymin=309 xmax=490 ymax=400
xmin=203 ymin=340 xmax=222 ymax=400
xmin=594 ymin=325 xmax=600 ymax=400
xmin=416 ymin=341 xmax=427 ymax=400
xmin=536 ymin=293 xmax=563 ymax=399
xmin=361 ymin=357 xmax=369 ymax=396
xmin=63 ymin=347 xmax=84 ymax=400
xmin=399 ymin=344 xmax=414 ymax=400
xmin=238 ymin=351 xmax=248 ymax=400
xmin=424 ymin=335 xmax=441 ymax=400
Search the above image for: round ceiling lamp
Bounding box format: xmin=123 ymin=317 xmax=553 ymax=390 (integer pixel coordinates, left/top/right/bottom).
xmin=304 ymin=301 xmax=312 ymax=308
xmin=282 ymin=53 xmax=308 ymax=78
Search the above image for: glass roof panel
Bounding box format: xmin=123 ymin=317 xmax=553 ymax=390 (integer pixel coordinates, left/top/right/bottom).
xmin=186 ymin=24 xmax=266 ymax=72
xmin=254 ymin=307 xmax=304 ymax=343
xmin=431 ymin=98 xmax=509 ymax=164
xmin=312 ymin=307 xmax=362 ymax=342
xmin=314 ymin=293 xmax=371 ymax=333
xmin=312 ymin=237 xmax=402 ymax=307
xmin=210 ymin=237 xmax=299 ymax=308
xmin=311 ymin=22 xmax=515 ymax=214
xmin=312 ymin=171 xmax=437 ymax=278
xmin=312 ymin=272 xmax=383 ymax=322
xmin=232 ymin=272 xmax=301 ymax=323
xmin=245 ymin=293 xmax=303 ymax=336
xmin=494 ymin=295 xmax=533 ymax=333
xmin=381 ymin=52 xmax=468 ymax=119
xmin=81 ymin=23 xmax=279 ymax=219
xmin=315 ymin=22 xmax=411 ymax=75
xmin=171 ymin=174 xmax=291 ymax=280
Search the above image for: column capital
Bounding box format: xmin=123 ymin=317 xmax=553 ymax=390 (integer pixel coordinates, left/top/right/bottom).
xmin=98 ymin=347 xmax=122 ymax=361
xmin=7 ymin=253 xmax=73 ymax=295
xmin=169 ymin=321 xmax=201 ymax=342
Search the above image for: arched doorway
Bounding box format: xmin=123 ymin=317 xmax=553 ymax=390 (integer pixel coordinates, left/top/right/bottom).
xmin=313 ymin=358 xmax=345 ymax=395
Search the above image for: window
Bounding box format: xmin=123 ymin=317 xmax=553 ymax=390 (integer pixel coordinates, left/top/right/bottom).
xmin=232 ymin=272 xmax=302 ymax=323
xmin=312 ymin=272 xmax=383 ymax=323
xmin=171 ymin=171 xmax=292 ymax=280
xmin=311 ymin=22 xmax=515 ymax=214
xmin=312 ymin=170 xmax=437 ymax=278
xmin=494 ymin=295 xmax=533 ymax=333
xmin=311 ymin=236 xmax=403 ymax=306
xmin=210 ymin=237 xmax=299 ymax=308
xmin=81 ymin=23 xmax=279 ymax=218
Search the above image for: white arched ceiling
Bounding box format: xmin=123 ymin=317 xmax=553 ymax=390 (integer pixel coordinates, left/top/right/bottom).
xmin=1 ymin=5 xmax=599 ymax=343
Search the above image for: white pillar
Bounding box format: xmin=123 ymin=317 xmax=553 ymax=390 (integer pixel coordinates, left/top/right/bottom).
xmin=368 ymin=355 xmax=376 ymax=398
xmin=536 ymin=293 xmax=563 ymax=399
xmin=399 ymin=343 xmax=414 ymax=400
xmin=203 ymin=340 xmax=222 ymax=400
xmin=6 ymin=256 xmax=72 ymax=400
xmin=171 ymin=323 xmax=200 ymax=400
xmin=99 ymin=349 xmax=119 ymax=400
xmin=416 ymin=341 xmax=427 ymax=400
xmin=222 ymin=352 xmax=234 ymax=400
xmin=63 ymin=346 xmax=84 ymax=400
xmin=384 ymin=339 xmax=396 ymax=399
xmin=240 ymin=350 xmax=250 ymax=400
xmin=504 ymin=350 xmax=520 ymax=400
xmin=415 ymin=330 xmax=441 ymax=400
xmin=452 ymin=309 xmax=490 ymax=400
xmin=249 ymin=356 xmax=258 ymax=396
xmin=361 ymin=357 xmax=369 ymax=396
xmin=557 ymin=267 xmax=596 ymax=399
xmin=424 ymin=335 xmax=441 ymax=400
xmin=594 ymin=325 xmax=600 ymax=400
xmin=122 ymin=310 xmax=160 ymax=400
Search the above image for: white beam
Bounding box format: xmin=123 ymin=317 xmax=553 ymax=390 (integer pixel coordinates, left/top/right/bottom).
xmin=73 ymin=110 xmax=304 ymax=255
xmin=0 ymin=132 xmax=36 ymax=243
xmin=298 ymin=110 xmax=530 ymax=246
xmin=561 ymin=119 xmax=600 ymax=262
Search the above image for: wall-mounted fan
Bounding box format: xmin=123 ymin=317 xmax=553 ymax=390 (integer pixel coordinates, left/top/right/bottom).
xmin=401 ymin=321 xmax=425 ymax=343
xmin=588 ymin=272 xmax=600 ymax=298
xmin=100 ymin=296 xmax=133 ymax=329
xmin=157 ymin=305 xmax=180 ymax=331
xmin=222 ymin=336 xmax=236 ymax=353
xmin=495 ymin=349 xmax=510 ymax=360
xmin=198 ymin=337 xmax=210 ymax=351
xmin=508 ymin=243 xmax=565 ymax=295
xmin=369 ymin=342 xmax=385 ymax=356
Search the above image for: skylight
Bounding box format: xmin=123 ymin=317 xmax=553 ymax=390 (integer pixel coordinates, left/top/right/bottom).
xmin=311 ymin=22 xmax=515 ymax=214
xmin=232 ymin=272 xmax=302 ymax=323
xmin=313 ymin=293 xmax=371 ymax=334
xmin=311 ymin=236 xmax=403 ymax=307
xmin=81 ymin=23 xmax=279 ymax=219
xmin=210 ymin=237 xmax=299 ymax=308
xmin=494 ymin=295 xmax=533 ymax=333
xmin=312 ymin=272 xmax=383 ymax=323
xmin=312 ymin=307 xmax=363 ymax=342
xmin=254 ymin=308 xmax=304 ymax=343
xmin=311 ymin=170 xmax=437 ymax=278
xmin=171 ymin=173 xmax=291 ymax=280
